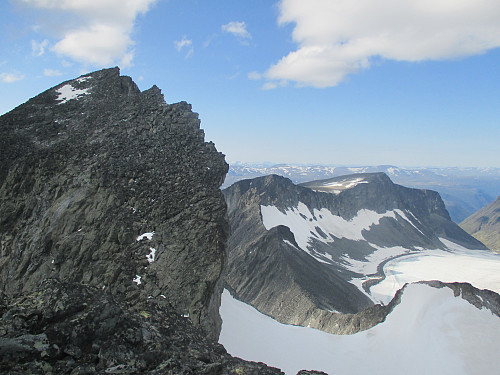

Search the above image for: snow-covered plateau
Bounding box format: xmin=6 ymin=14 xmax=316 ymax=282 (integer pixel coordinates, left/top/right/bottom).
xmin=370 ymin=240 xmax=500 ymax=304
xmin=220 ymin=283 xmax=500 ymax=375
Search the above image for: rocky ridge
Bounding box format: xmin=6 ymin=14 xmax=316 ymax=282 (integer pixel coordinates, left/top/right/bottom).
xmin=0 ymin=68 xmax=296 ymax=374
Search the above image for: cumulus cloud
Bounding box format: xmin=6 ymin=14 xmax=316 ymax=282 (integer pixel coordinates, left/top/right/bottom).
xmin=0 ymin=72 xmax=25 ymax=83
xmin=20 ymin=0 xmax=158 ymax=67
xmin=174 ymin=36 xmax=194 ymax=58
xmin=262 ymin=0 xmax=500 ymax=88
xmin=222 ymin=21 xmax=252 ymax=42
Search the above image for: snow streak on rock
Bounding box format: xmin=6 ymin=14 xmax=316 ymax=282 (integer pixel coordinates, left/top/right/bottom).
xmin=261 ymin=203 xmax=417 ymax=253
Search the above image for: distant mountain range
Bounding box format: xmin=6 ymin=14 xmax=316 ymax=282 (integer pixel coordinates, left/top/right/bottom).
xmin=223 ymin=172 xmax=489 ymax=335
xmin=461 ymin=195 xmax=500 ymax=251
xmin=224 ymin=164 xmax=500 ymax=223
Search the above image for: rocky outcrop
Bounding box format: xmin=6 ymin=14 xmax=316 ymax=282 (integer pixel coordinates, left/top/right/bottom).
xmin=0 ymin=68 xmax=295 ymax=374
xmin=223 ymin=173 xmax=487 ymax=335
xmin=0 ymin=279 xmax=286 ymax=374
xmin=460 ymin=195 xmax=500 ymax=251
xmin=0 ymin=67 xmax=230 ymax=340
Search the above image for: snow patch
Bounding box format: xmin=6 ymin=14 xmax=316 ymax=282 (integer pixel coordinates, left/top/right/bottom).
xmin=76 ymin=76 xmax=91 ymax=83
xmin=56 ymin=84 xmax=90 ymax=104
xmin=343 ymin=245 xmax=410 ymax=274
xmin=320 ymin=177 xmax=368 ymax=189
xmin=133 ymin=275 xmax=142 ymax=285
xmin=147 ymin=247 xmax=156 ymax=263
xmin=261 ymin=203 xmax=403 ymax=251
xmin=137 ymin=232 xmax=154 ymax=241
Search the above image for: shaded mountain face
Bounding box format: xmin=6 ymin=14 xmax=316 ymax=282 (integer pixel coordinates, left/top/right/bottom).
xmin=460 ymin=196 xmax=500 ymax=251
xmin=0 ymin=67 xmax=231 ymax=339
xmin=223 ymin=173 xmax=487 ymax=334
xmin=224 ymin=164 xmax=500 ymax=223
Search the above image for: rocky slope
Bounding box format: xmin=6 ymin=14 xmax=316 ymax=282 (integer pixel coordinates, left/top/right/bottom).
xmin=0 ymin=279 xmax=285 ymax=374
xmin=223 ymin=173 xmax=487 ymax=334
xmin=460 ymin=195 xmax=500 ymax=251
xmin=0 ymin=68 xmax=293 ymax=374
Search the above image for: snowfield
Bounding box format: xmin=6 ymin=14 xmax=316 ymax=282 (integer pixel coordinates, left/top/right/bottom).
xmin=260 ymin=203 xmax=419 ymax=252
xmin=370 ymin=243 xmax=500 ymax=304
xmin=219 ymin=285 xmax=500 ymax=375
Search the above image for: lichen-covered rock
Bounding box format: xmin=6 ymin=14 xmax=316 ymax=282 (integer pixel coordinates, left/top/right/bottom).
xmin=0 ymin=67 xmax=229 ymax=339
xmin=0 ymin=279 xmax=284 ymax=374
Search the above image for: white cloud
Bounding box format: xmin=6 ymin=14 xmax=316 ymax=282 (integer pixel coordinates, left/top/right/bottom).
xmin=0 ymin=72 xmax=25 ymax=83
xmin=174 ymin=36 xmax=194 ymax=58
xmin=20 ymin=0 xmax=158 ymax=67
xmin=31 ymin=39 xmax=49 ymax=56
xmin=43 ymin=68 xmax=62 ymax=76
xmin=222 ymin=21 xmax=252 ymax=41
xmin=263 ymin=0 xmax=500 ymax=88
xmin=248 ymin=71 xmax=262 ymax=80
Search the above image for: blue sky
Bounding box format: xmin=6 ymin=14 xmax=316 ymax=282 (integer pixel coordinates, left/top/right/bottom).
xmin=1 ymin=0 xmax=499 ymax=167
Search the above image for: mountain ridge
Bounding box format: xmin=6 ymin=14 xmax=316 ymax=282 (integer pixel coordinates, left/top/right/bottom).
xmin=223 ymin=172 xmax=487 ymax=335
xmin=224 ymin=163 xmax=500 ymax=222
xmin=460 ymin=195 xmax=500 ymax=251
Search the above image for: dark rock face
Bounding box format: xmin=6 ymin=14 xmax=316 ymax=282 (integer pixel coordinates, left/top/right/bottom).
xmin=0 ymin=68 xmax=292 ymax=374
xmin=0 ymin=67 xmax=230 ymax=338
xmin=223 ymin=173 xmax=487 ymax=335
xmin=0 ymin=279 xmax=284 ymax=374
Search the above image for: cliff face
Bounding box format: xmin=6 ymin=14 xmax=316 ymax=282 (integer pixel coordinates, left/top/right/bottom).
xmin=223 ymin=173 xmax=487 ymax=334
xmin=0 ymin=67 xmax=229 ymax=339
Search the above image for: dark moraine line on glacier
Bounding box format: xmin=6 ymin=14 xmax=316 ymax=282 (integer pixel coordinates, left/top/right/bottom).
xmin=362 ymin=251 xmax=420 ymax=295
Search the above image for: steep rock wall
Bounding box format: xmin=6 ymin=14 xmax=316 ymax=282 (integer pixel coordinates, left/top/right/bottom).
xmin=0 ymin=67 xmax=229 ymax=339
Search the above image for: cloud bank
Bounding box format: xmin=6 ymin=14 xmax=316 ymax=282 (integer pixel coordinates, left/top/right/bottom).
xmin=21 ymin=0 xmax=158 ymax=67
xmin=263 ymin=0 xmax=500 ymax=87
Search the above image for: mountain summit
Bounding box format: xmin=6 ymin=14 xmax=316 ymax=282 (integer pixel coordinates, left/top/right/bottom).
xmin=0 ymin=68 xmax=289 ymax=374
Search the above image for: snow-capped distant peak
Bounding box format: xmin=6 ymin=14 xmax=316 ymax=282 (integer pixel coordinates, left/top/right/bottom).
xmin=317 ymin=177 xmax=368 ymax=191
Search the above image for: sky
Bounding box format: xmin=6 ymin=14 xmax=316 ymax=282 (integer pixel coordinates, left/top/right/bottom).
xmin=1 ymin=0 xmax=499 ymax=168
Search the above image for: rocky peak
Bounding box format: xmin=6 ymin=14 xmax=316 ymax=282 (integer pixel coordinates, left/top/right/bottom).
xmin=0 ymin=67 xmax=229 ymax=339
